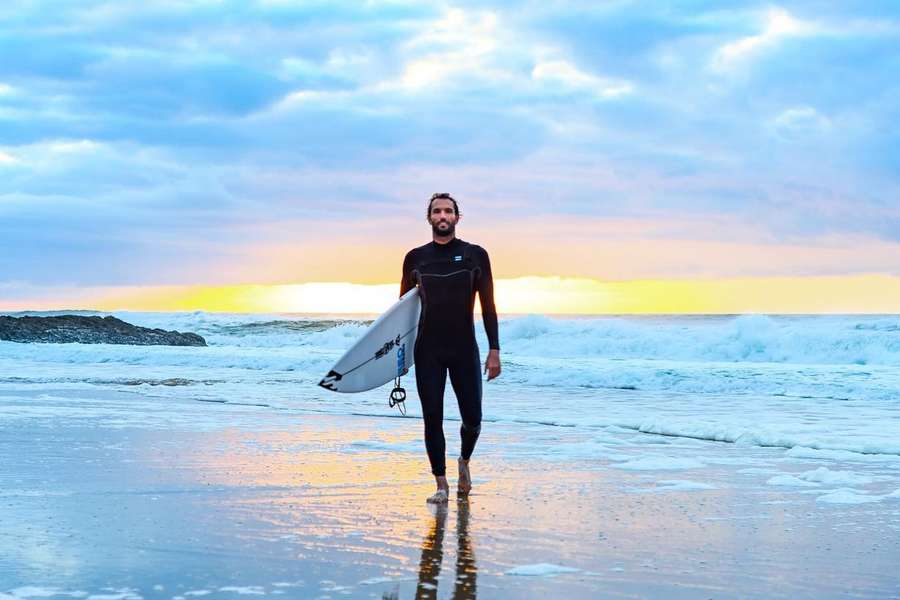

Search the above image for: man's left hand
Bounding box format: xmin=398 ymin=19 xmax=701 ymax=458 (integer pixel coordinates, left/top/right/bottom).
xmin=484 ymin=349 xmax=501 ymax=381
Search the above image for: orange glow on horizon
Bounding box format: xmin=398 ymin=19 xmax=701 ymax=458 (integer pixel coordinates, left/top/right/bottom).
xmin=3 ymin=275 xmax=900 ymax=314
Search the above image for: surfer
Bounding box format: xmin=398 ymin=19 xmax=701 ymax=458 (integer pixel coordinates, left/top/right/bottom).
xmin=400 ymin=193 xmax=501 ymax=504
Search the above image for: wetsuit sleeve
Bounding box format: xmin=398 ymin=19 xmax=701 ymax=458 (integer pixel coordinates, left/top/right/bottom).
xmin=476 ymin=247 xmax=500 ymax=350
xmin=400 ymin=250 xmax=415 ymax=298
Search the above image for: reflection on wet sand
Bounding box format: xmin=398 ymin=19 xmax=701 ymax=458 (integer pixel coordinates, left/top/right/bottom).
xmin=414 ymin=504 xmax=445 ymax=599
xmin=407 ymin=499 xmax=477 ymax=600
xmin=454 ymin=499 xmax=477 ymax=599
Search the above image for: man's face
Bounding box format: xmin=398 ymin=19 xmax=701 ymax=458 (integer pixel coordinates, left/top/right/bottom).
xmin=428 ymin=198 xmax=459 ymax=237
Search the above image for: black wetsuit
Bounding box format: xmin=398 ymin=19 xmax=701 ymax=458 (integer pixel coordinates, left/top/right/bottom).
xmin=401 ymin=238 xmax=500 ymax=477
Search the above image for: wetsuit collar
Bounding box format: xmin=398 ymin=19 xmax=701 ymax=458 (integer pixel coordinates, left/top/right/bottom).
xmin=431 ymin=237 xmax=462 ymax=248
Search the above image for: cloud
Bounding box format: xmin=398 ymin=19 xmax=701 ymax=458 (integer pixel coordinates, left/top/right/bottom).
xmin=711 ymin=7 xmax=817 ymax=72
xmin=531 ymin=59 xmax=633 ymax=99
xmin=770 ymin=106 xmax=831 ymax=140
xmin=393 ymin=8 xmax=505 ymax=90
xmin=1 ymin=1 xmax=899 ymax=289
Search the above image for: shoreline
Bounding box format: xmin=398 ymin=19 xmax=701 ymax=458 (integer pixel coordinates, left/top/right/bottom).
xmin=2 ymin=388 xmax=899 ymax=598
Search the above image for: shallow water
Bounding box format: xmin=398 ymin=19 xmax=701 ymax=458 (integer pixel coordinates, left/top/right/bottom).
xmin=2 ymin=312 xmax=899 ymax=456
xmin=2 ymin=312 xmax=900 ymax=597
xmin=2 ymin=388 xmax=900 ymax=598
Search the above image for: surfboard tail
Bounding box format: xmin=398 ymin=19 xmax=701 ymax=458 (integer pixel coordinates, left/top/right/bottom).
xmin=317 ymin=287 xmax=420 ymax=393
xmin=318 ymin=370 xmax=342 ymax=392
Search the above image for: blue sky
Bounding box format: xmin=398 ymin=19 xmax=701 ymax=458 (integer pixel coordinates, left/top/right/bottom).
xmin=1 ymin=1 xmax=898 ymax=296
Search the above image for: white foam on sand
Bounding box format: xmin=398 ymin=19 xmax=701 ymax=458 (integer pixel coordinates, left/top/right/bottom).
xmin=768 ymin=467 xmax=889 ymax=489
xmin=218 ymin=587 xmax=266 ymax=596
xmin=800 ymin=467 xmax=881 ymax=486
xmin=358 ymin=577 xmax=391 ymax=585
xmin=655 ymin=480 xmax=716 ymax=491
xmin=816 ymin=489 xmax=884 ymax=504
xmin=359 ymin=577 xmax=409 ymax=586
xmin=785 ymin=446 xmax=900 ymax=463
xmin=628 ymin=480 xmax=717 ymax=493
xmin=87 ymin=590 xmax=142 ymax=600
xmin=506 ymin=563 xmax=581 ymax=577
xmin=269 ymin=582 xmax=304 ymax=588
xmin=0 ymin=489 xmax=74 ymax=498
xmin=2 ymin=589 xmax=87 ymax=599
xmin=612 ymin=456 xmax=705 ymax=471
xmin=767 ymin=475 xmax=820 ymax=487
xmin=318 ymin=580 xmax=352 ymax=593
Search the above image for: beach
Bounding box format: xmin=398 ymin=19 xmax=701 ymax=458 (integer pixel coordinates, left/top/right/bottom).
xmin=2 ymin=312 xmax=900 ymax=598
xmin=3 ymin=387 xmax=899 ymax=599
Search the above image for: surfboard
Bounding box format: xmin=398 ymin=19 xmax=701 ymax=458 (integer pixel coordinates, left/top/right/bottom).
xmin=318 ymin=288 xmax=421 ymax=393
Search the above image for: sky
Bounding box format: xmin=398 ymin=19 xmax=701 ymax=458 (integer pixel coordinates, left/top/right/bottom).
xmin=1 ymin=1 xmax=899 ymax=313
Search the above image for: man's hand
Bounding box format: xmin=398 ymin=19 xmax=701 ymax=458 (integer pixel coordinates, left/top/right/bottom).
xmin=484 ymin=349 xmax=501 ymax=381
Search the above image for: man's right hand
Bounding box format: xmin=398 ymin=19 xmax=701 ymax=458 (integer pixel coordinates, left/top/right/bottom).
xmin=484 ymin=349 xmax=501 ymax=381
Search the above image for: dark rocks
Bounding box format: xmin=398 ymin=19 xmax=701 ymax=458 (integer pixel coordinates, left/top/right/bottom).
xmin=0 ymin=315 xmax=207 ymax=346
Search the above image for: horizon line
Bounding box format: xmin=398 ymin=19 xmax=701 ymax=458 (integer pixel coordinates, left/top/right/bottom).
xmin=2 ymin=274 xmax=900 ymax=314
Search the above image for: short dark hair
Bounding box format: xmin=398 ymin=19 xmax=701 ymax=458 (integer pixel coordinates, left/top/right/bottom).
xmin=426 ymin=193 xmax=459 ymax=218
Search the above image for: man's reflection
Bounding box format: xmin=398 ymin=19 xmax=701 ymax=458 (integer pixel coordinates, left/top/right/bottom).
xmin=415 ymin=504 xmax=446 ymax=599
xmin=453 ymin=498 xmax=477 ymax=598
xmin=415 ymin=499 xmax=477 ymax=599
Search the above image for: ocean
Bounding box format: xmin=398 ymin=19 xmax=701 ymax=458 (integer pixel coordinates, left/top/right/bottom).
xmin=3 ymin=311 xmax=898 ymax=457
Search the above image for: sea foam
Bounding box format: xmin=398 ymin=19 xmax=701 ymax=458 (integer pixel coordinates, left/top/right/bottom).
xmin=3 ymin=311 xmax=899 ymax=458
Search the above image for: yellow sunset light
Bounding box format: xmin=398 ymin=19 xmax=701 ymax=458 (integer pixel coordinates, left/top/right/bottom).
xmin=49 ymin=274 xmax=900 ymax=315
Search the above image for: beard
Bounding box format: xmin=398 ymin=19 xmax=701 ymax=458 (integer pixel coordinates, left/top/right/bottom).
xmin=431 ymin=220 xmax=456 ymax=237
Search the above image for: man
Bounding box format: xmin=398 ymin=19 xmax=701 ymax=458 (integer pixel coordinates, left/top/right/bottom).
xmin=400 ymin=193 xmax=501 ymax=504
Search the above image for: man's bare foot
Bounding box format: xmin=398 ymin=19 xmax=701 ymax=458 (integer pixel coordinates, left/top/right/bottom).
xmin=427 ymin=475 xmax=449 ymax=504
xmin=458 ymin=457 xmax=472 ymax=496
xmin=426 ymin=488 xmax=448 ymax=504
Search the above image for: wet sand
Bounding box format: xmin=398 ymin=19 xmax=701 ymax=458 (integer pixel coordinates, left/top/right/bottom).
xmin=1 ymin=387 xmax=899 ymax=599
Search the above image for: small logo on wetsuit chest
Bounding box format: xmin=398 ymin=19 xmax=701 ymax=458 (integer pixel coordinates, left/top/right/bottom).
xmin=453 ymin=255 xmax=463 ymax=262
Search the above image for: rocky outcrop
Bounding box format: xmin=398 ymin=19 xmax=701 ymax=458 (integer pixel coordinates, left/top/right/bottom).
xmin=0 ymin=315 xmax=207 ymax=346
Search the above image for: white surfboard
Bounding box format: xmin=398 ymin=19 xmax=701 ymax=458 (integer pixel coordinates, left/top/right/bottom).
xmin=318 ymin=288 xmax=421 ymax=393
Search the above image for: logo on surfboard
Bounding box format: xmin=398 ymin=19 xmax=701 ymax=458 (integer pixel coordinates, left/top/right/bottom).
xmin=397 ymin=343 xmax=406 ymax=377
xmin=318 ymin=369 xmax=343 ymax=390
xmin=375 ymin=334 xmax=403 ymax=360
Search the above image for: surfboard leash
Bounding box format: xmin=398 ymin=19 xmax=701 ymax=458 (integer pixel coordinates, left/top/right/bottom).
xmin=389 ymin=376 xmax=407 ymax=415
xmin=389 ymin=341 xmax=409 ymax=415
